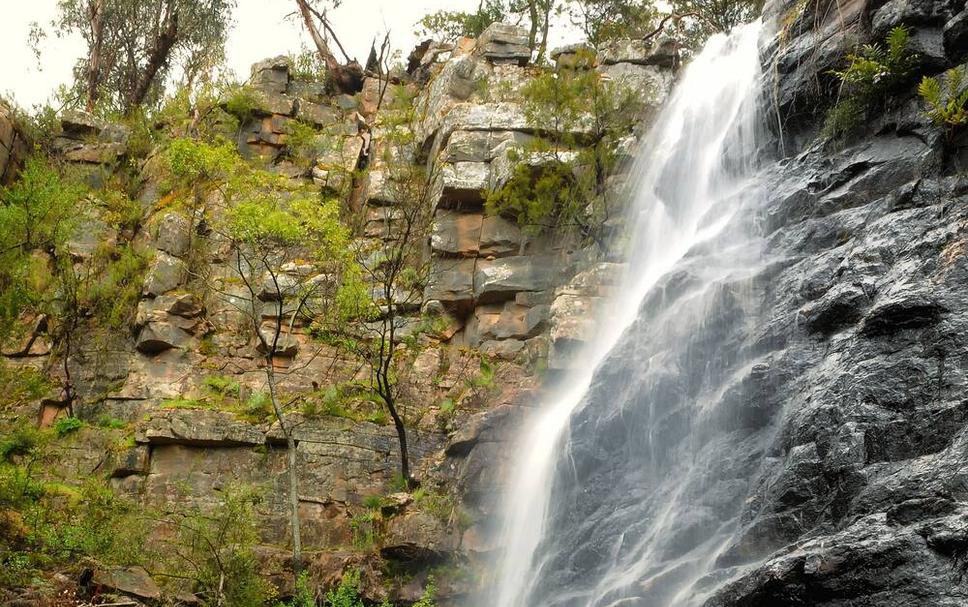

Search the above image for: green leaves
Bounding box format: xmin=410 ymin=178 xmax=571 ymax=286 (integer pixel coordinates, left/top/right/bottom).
xmin=919 ymin=67 xmax=968 ymax=132
xmin=824 ymin=26 xmax=915 ymax=139
xmin=0 ymin=157 xmax=87 ymax=339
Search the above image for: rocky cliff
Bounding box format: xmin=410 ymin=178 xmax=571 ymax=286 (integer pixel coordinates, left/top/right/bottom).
xmin=701 ymin=0 xmax=968 ymax=603
xmin=0 ymin=22 xmax=677 ymax=606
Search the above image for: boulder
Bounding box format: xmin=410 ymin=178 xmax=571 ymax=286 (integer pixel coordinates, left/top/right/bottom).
xmin=430 ymin=210 xmax=483 ymax=257
xmin=551 ymin=43 xmax=597 ymax=69
xmin=474 ymin=256 xmax=557 ymax=303
xmin=296 ymin=99 xmax=341 ymax=127
xmin=61 ymin=142 xmax=127 ymax=164
xmin=154 ymin=211 xmax=192 ymax=257
xmin=251 ymin=55 xmax=291 ymax=94
xmin=142 ymin=251 xmax=186 ymax=297
xmin=112 ymin=445 xmax=150 ymax=477
xmin=476 ymin=23 xmax=531 ymax=65
xmin=425 ymin=258 xmax=477 ymax=309
xmin=250 ymin=90 xmax=296 ymax=117
xmin=381 ymin=510 xmax=458 ymax=562
xmin=599 ymin=37 xmax=679 ymax=68
xmin=443 ymin=130 xmax=532 ymax=163
xmin=945 ymin=10 xmax=968 ymax=61
xmin=434 ymin=161 xmax=490 ymax=209
xmin=135 ymin=320 xmax=194 ymax=354
xmin=479 ymin=215 xmax=523 ymax=257
xmin=91 ymin=566 xmax=160 ymax=601
xmin=480 ymin=338 xmax=526 ymax=360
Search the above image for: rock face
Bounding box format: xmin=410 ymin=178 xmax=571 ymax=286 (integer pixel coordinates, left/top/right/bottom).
xmin=691 ymin=2 xmax=968 ymax=604
xmin=0 ymin=102 xmax=29 ymax=184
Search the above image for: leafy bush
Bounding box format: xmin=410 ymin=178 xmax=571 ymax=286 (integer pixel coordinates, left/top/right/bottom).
xmin=160 ymin=485 xmax=270 ymax=607
xmin=823 ymin=26 xmax=916 ymax=139
xmin=53 ymin=416 xmax=83 ymax=437
xmin=919 ymin=66 xmax=968 ymax=132
xmin=486 ymin=55 xmax=644 ymax=248
xmin=204 ymin=374 xmax=242 ymax=398
xmin=0 ymin=426 xmax=45 ymax=462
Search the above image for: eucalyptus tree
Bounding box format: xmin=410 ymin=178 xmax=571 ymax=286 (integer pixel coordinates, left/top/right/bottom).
xmin=34 ymin=0 xmax=235 ymax=114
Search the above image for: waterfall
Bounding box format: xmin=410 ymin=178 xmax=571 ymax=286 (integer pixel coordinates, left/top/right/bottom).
xmin=492 ymin=21 xmax=768 ymax=607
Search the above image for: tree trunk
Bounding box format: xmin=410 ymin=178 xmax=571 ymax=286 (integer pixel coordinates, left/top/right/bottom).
xmin=126 ymin=4 xmax=179 ymax=113
xmin=537 ymin=1 xmax=552 ymax=63
xmin=527 ymin=0 xmax=539 ymax=55
xmin=385 ymin=394 xmax=412 ymax=487
xmin=293 ymin=0 xmax=363 ymax=93
xmin=267 ymin=364 xmax=302 ymax=574
xmin=85 ymin=0 xmax=106 ymax=112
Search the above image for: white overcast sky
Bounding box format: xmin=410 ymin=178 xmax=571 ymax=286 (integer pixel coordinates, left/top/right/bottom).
xmin=0 ymin=0 xmax=577 ymax=110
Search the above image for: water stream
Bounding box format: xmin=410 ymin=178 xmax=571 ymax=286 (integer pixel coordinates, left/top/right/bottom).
xmin=492 ymin=21 xmax=769 ymax=607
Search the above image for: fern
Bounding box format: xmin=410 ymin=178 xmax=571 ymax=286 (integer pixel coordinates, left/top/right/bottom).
xmin=919 ymin=66 xmax=968 ymax=132
xmin=824 ymin=26 xmax=916 ymax=139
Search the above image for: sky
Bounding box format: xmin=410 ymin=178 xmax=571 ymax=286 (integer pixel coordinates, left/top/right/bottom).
xmin=0 ymin=0 xmax=573 ymax=110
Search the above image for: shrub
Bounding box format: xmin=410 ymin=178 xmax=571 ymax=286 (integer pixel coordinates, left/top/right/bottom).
xmin=53 ymin=416 xmax=83 ymax=437
xmin=823 ymin=26 xmax=916 ymax=139
xmin=919 ymin=66 xmax=968 ymax=133
xmin=0 ymin=426 xmax=45 ymax=462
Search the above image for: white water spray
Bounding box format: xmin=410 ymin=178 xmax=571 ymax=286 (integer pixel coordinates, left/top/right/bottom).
xmin=492 ymin=21 xmax=766 ymax=607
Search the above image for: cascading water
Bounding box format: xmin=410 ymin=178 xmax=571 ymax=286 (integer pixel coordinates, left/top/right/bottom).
xmin=492 ymin=21 xmax=770 ymax=607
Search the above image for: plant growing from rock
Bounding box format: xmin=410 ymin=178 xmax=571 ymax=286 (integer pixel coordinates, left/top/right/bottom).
xmin=486 ymin=53 xmax=644 ymax=253
xmin=328 ymin=107 xmax=435 ymax=490
xmin=214 ymin=163 xmax=350 ymax=575
xmin=918 ymin=66 xmax=968 ymax=136
xmin=823 ymin=26 xmax=916 ymax=140
xmin=156 ymin=484 xmax=270 ymax=606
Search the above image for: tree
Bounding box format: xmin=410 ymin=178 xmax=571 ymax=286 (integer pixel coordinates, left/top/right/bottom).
xmin=324 ymin=94 xmax=433 ymax=489
xmin=292 ymin=0 xmax=365 ymax=94
xmin=213 ymin=162 xmax=350 ymax=575
xmin=416 ymin=0 xmax=507 ymax=42
xmin=566 ymin=0 xmax=657 ymax=45
xmin=667 ymin=0 xmax=762 ymax=46
xmin=36 ymin=0 xmax=235 ymax=114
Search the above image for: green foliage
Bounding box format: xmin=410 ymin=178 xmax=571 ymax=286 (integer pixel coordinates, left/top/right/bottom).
xmin=0 ymin=157 xmax=85 ymax=328
xmin=919 ymin=66 xmax=968 ymax=132
xmin=53 ymin=416 xmax=83 ymax=437
xmin=96 ymin=415 xmax=128 ymax=429
xmin=165 ymin=137 xmax=239 ymax=188
xmin=223 ymin=85 xmax=260 ymax=126
xmin=416 ymin=0 xmax=506 ymax=41
xmin=162 ymin=485 xmax=270 ymax=607
xmin=0 ymin=362 xmax=51 ymax=412
xmin=285 ymin=119 xmax=322 ymax=169
xmin=83 ymin=243 xmax=151 ymax=329
xmin=37 ymin=0 xmax=236 ymax=114
xmin=824 ymin=26 xmax=916 ymax=139
xmin=204 ymin=374 xmax=242 ymax=398
xmin=412 ymin=578 xmax=437 ymax=607
xmin=290 ymin=49 xmax=330 ymax=82
xmin=467 ymin=356 xmax=496 ymax=389
xmin=0 ymin=457 xmax=149 ymax=588
xmin=349 ymin=511 xmax=379 ymax=550
xmin=277 ymin=571 xmax=316 ymax=607
xmin=486 ymin=59 xmax=643 ymax=247
xmin=0 ymin=426 xmax=45 ymax=462
xmin=668 ymin=0 xmax=763 ymax=49
xmin=568 ymin=0 xmax=658 ymax=44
